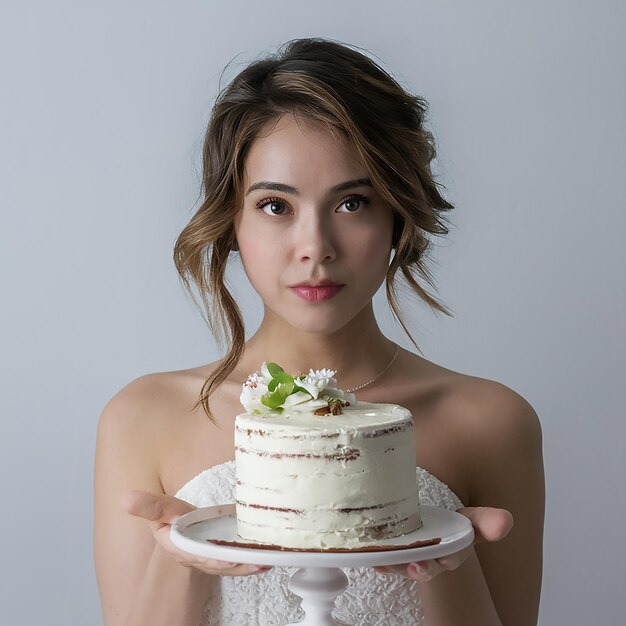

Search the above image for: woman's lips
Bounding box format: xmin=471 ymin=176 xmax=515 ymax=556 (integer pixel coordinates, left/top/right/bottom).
xmin=290 ymin=285 xmax=344 ymax=302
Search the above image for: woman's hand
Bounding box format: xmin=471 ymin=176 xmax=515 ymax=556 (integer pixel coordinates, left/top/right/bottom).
xmin=121 ymin=490 xmax=272 ymax=577
xmin=373 ymin=507 xmax=513 ymax=582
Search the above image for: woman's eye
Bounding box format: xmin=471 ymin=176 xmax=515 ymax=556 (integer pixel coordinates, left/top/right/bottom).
xmin=337 ymin=194 xmax=370 ymax=213
xmin=256 ymin=198 xmax=289 ymax=216
xmin=255 ymin=194 xmax=370 ymax=217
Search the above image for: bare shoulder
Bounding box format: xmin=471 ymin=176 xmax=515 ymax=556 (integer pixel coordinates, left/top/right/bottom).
xmin=441 ymin=372 xmax=545 ymax=508
xmin=101 ymin=362 xmax=225 ymax=420
xmin=394 ymin=352 xmax=544 ymax=508
xmin=446 ymin=374 xmax=543 ymax=448
xmin=399 ymin=351 xmax=542 ymax=448
xmin=97 ymin=361 xmax=244 ymax=496
xmin=97 ymin=364 xmax=221 ymax=456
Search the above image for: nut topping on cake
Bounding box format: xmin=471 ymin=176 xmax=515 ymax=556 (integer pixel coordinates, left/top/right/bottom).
xmin=314 ymin=398 xmax=346 ymax=415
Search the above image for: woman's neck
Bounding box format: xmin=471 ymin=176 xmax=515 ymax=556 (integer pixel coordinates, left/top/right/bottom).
xmin=240 ymin=304 xmax=398 ymax=390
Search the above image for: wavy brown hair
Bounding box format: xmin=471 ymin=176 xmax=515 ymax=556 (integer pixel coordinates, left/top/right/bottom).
xmin=173 ymin=37 xmax=454 ymax=421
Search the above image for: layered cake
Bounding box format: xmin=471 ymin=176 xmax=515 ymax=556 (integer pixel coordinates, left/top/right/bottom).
xmin=234 ymin=362 xmax=421 ymax=549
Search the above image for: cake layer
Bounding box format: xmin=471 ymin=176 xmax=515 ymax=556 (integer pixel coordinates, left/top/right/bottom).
xmin=235 ymin=435 xmax=416 ymax=509
xmin=234 ymin=401 xmax=422 ymax=549
xmin=237 ymin=509 xmax=421 ymax=549
xmin=235 ymin=402 xmax=413 ymax=437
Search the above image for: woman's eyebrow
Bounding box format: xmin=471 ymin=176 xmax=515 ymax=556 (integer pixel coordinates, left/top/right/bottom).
xmin=245 ymin=178 xmax=372 ymax=196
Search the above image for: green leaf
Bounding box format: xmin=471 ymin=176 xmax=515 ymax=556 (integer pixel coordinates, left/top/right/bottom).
xmin=267 ymin=363 xmax=285 ymax=378
xmin=280 ymin=379 xmax=295 ymax=396
xmin=261 ymin=380 xmax=295 ymax=409
xmin=267 ymin=362 xmax=294 ymax=385
xmin=273 ymin=371 xmax=294 ymax=383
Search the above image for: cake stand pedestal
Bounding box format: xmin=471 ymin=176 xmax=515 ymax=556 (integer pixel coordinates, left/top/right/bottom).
xmin=286 ymin=567 xmax=349 ymax=625
xmin=170 ymin=504 xmax=473 ymax=626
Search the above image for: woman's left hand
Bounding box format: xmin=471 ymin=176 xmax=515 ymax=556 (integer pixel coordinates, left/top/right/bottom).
xmin=373 ymin=507 xmax=513 ymax=582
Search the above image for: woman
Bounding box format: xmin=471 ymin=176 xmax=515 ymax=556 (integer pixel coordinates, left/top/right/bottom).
xmin=94 ymin=37 xmax=544 ymax=625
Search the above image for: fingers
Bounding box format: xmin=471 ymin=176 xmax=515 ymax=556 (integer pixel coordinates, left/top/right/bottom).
xmin=178 ymin=557 xmax=273 ymax=577
xmin=121 ymin=490 xmax=197 ymax=524
xmin=373 ymin=507 xmax=514 ymax=583
xmin=457 ymin=506 xmax=514 ymax=544
xmin=374 ymin=544 xmax=474 ymax=582
xmin=120 ymin=491 xmax=271 ymax=578
xmin=407 ymin=560 xmax=445 ymax=581
xmin=433 ymin=549 xmax=467 ymax=571
xmin=373 ymin=563 xmax=410 ymax=577
xmin=374 ymin=561 xmax=443 ymax=581
xmin=150 ymin=526 xmax=273 ymax=577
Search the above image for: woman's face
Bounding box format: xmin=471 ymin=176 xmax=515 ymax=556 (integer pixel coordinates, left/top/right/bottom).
xmin=234 ymin=113 xmax=394 ymax=335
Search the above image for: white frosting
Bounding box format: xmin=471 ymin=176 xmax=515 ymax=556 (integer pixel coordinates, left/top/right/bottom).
xmin=234 ymin=401 xmax=422 ymax=549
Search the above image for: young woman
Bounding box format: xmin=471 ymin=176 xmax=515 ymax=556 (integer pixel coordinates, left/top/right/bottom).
xmin=94 ymin=37 xmax=544 ymax=626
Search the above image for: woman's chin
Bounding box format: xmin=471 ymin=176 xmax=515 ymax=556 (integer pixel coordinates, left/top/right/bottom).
xmin=287 ymin=313 xmax=361 ymax=336
xmin=261 ymin=294 xmax=373 ymax=335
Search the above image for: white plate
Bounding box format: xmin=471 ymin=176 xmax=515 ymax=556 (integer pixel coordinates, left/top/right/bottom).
xmin=170 ymin=504 xmax=474 ymax=568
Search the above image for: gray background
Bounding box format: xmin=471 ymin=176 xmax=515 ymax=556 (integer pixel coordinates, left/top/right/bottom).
xmin=1 ymin=1 xmax=624 ymax=624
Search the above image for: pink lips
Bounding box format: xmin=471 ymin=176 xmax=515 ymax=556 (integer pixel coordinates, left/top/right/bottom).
xmin=290 ymin=285 xmax=344 ymax=302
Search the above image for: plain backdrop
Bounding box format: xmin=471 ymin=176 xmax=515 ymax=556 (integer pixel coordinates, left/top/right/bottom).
xmin=1 ymin=1 xmax=624 ymax=624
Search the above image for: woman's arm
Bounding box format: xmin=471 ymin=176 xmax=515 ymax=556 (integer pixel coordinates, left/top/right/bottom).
xmin=376 ymin=381 xmax=544 ymax=625
xmin=467 ymin=383 xmax=545 ymax=625
xmin=94 ymin=376 xmax=211 ymax=626
xmin=419 ymin=382 xmax=544 ymax=626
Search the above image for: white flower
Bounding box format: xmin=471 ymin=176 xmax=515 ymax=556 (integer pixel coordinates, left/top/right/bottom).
xmin=297 ymin=368 xmax=337 ymax=399
xmin=239 ymin=361 xmax=356 ymax=414
xmin=281 ymin=394 xmax=329 ymax=412
xmin=260 ymin=362 xmax=273 ymax=380
xmin=240 ymin=366 xmax=271 ymax=413
xmin=322 ymin=387 xmax=356 ymax=407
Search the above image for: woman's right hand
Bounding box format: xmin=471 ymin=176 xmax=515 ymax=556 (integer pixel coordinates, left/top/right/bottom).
xmin=121 ymin=490 xmax=272 ymax=577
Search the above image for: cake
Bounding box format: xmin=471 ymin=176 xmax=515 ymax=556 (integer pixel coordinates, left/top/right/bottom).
xmin=234 ymin=362 xmax=421 ymax=549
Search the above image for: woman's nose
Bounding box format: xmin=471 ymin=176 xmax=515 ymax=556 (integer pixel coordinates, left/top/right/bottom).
xmin=294 ymin=214 xmax=337 ymax=263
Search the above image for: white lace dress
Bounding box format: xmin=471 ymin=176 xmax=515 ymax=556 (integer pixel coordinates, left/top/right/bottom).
xmin=175 ymin=461 xmax=463 ymax=626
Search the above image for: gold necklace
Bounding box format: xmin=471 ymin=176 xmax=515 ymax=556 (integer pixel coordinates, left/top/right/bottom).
xmin=345 ymin=344 xmax=400 ymax=393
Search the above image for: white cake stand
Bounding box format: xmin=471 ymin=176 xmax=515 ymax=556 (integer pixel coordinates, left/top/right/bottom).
xmin=170 ymin=504 xmax=474 ymax=625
